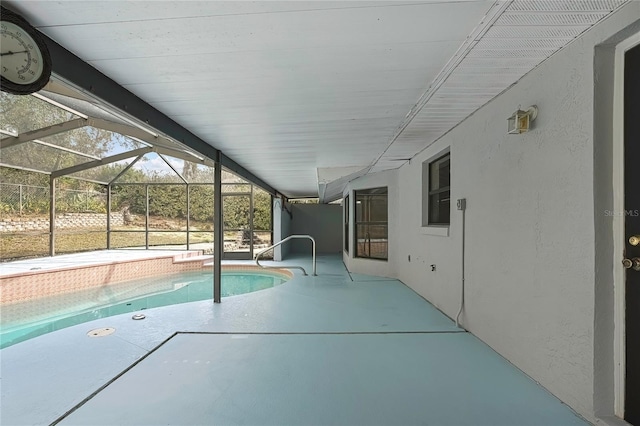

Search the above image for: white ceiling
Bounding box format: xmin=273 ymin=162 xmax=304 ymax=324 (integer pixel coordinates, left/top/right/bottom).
xmin=8 ymin=0 xmax=628 ymax=199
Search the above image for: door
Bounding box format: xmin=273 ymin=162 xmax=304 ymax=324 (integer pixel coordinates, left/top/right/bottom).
xmin=624 ymin=42 xmax=640 ymax=425
xmin=222 ymin=193 xmax=253 ymax=260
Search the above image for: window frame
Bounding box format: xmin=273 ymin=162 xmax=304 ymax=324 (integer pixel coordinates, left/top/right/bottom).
xmin=344 ymin=194 xmax=349 ymax=254
xmin=422 ymin=150 xmax=451 ymax=231
xmin=353 ymin=187 xmax=388 ymax=261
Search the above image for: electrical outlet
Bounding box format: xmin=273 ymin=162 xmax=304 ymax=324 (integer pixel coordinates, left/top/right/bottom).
xmin=457 ymin=198 xmax=466 ymax=211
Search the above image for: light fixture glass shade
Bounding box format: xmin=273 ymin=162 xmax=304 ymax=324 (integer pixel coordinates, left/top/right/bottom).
xmin=507 ymin=106 xmax=537 ymax=134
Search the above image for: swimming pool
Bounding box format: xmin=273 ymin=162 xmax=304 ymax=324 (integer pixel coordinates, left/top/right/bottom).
xmin=0 ymin=269 xmax=290 ymax=349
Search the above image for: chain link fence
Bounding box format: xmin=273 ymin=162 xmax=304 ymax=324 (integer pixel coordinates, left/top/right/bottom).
xmin=57 ymin=187 xmax=107 ymax=214
xmin=0 ymin=183 xmax=107 ymax=216
xmin=1 ymin=182 xmax=271 ymax=261
xmin=0 ymin=183 xmax=49 ymax=216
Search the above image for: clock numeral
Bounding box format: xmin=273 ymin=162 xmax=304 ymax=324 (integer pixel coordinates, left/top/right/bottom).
xmin=18 ymin=74 xmax=25 ymax=81
xmin=32 ymin=58 xmax=38 ymax=64
xmin=28 ymin=69 xmax=35 ymax=75
xmin=28 ymin=43 xmax=34 ymax=49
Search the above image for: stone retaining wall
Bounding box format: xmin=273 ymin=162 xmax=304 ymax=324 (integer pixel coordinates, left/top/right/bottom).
xmin=0 ymin=213 xmax=124 ymax=233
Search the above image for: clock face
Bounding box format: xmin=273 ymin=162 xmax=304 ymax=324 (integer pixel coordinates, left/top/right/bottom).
xmin=1 ymin=20 xmax=45 ymax=85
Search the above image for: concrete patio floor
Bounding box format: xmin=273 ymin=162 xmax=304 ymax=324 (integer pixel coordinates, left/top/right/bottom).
xmin=0 ymin=253 xmax=587 ymax=425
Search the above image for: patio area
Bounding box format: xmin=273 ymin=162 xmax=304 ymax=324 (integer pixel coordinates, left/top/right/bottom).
xmin=0 ymin=254 xmax=587 ymax=425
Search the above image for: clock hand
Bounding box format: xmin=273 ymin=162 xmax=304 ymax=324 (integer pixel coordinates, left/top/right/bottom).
xmin=0 ymin=50 xmax=29 ymax=56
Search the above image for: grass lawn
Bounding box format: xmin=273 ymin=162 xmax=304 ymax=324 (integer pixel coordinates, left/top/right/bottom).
xmin=0 ymin=229 xmax=215 ymax=261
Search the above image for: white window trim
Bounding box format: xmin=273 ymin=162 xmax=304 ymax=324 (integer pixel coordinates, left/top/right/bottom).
xmin=420 ymin=225 xmax=449 ymax=237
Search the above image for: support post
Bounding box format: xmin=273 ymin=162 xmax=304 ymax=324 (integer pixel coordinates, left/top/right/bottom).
xmin=186 ymin=184 xmax=190 ymax=250
xmin=213 ymin=163 xmax=222 ymax=303
xmin=49 ymin=177 xmax=56 ymax=256
xmin=145 ymin=184 xmax=149 ymax=249
xmin=106 ymin=184 xmax=111 ymax=249
xmin=249 ymin=184 xmax=254 ymax=259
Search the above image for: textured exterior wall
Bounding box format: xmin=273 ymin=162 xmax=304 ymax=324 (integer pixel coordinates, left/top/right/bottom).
xmin=281 ymin=202 xmax=292 ymax=258
xmin=290 ymin=204 xmax=342 ymax=254
xmin=344 ymin=5 xmax=640 ymax=423
xmin=273 ymin=199 xmax=292 ymax=260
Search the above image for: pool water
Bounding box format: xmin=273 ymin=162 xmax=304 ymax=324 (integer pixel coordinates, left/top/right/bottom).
xmin=0 ymin=270 xmax=289 ymax=349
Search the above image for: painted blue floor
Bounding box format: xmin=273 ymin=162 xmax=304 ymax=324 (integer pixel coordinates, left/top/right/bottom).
xmin=59 ymin=333 xmax=585 ymax=426
xmin=0 ymin=254 xmax=587 ymax=425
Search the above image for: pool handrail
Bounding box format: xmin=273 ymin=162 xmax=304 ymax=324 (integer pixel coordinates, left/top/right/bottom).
xmin=255 ymin=235 xmax=317 ymax=276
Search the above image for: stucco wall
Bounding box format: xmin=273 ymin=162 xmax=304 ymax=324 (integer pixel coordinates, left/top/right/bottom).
xmin=343 ymin=169 xmax=398 ymax=279
xmin=345 ymin=5 xmax=640 ymax=423
xmin=273 ymin=199 xmax=292 ymax=260
xmin=290 ymin=204 xmax=342 ymax=254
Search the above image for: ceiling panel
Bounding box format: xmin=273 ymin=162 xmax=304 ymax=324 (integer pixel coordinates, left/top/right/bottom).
xmin=38 ymin=3 xmax=488 ymax=61
xmin=372 ymin=0 xmax=629 ymax=182
xmin=9 ymin=0 xmax=493 ymax=196
xmin=6 ymin=0 xmax=630 ymax=199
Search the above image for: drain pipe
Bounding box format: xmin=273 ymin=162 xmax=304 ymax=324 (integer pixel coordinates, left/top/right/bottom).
xmin=455 ymin=198 xmax=466 ymax=328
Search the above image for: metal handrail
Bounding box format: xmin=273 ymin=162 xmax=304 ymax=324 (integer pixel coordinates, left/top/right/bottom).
xmin=255 ymin=235 xmax=317 ymax=276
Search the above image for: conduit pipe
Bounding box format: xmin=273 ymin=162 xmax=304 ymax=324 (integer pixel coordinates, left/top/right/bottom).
xmin=455 ymin=199 xmax=466 ymax=329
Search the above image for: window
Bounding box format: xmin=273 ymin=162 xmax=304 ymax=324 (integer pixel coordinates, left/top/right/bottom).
xmin=288 ymin=198 xmax=319 ymax=204
xmin=344 ymin=195 xmax=349 ymax=253
xmin=425 ymin=153 xmax=450 ymax=225
xmin=354 ymin=187 xmax=387 ymax=260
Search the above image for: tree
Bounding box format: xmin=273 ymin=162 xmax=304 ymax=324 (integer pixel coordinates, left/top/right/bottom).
xmin=253 ymin=189 xmax=271 ymax=231
xmin=0 ymin=167 xmax=48 ymax=186
xmin=0 ymin=92 xmax=137 ymax=174
xmin=1 ymin=92 xmax=273 ymax=233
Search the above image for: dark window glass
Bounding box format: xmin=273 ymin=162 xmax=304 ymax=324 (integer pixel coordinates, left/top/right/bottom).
xmin=344 ymin=195 xmax=349 ymax=253
xmin=354 ymin=187 xmax=387 ymax=260
xmin=428 ymin=154 xmax=450 ymax=225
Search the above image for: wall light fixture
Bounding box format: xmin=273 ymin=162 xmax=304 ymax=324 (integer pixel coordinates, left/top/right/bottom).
xmin=507 ymin=105 xmax=538 ymax=134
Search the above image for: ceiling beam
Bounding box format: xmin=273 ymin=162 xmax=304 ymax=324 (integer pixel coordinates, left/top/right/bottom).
xmin=40 ymin=33 xmax=275 ymax=194
xmin=51 ymin=147 xmax=152 ymax=178
xmin=83 ymin=117 xmax=214 ymax=166
xmin=220 ymin=153 xmax=275 ymax=196
xmin=154 ymin=146 xmax=213 ymax=166
xmin=109 ymin=155 xmax=143 ymax=185
xmin=158 ymin=153 xmax=188 ymax=184
xmin=42 ymin=33 xmax=219 ymax=160
xmin=0 ymin=163 xmax=52 ymax=175
xmin=32 ymin=139 xmax=101 ymax=160
xmin=0 ymin=118 xmax=87 ymax=149
xmin=87 ymin=117 xmax=158 ymax=146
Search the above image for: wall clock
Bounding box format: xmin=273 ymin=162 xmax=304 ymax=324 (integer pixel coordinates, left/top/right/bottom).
xmin=1 ymin=6 xmax=52 ymax=95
